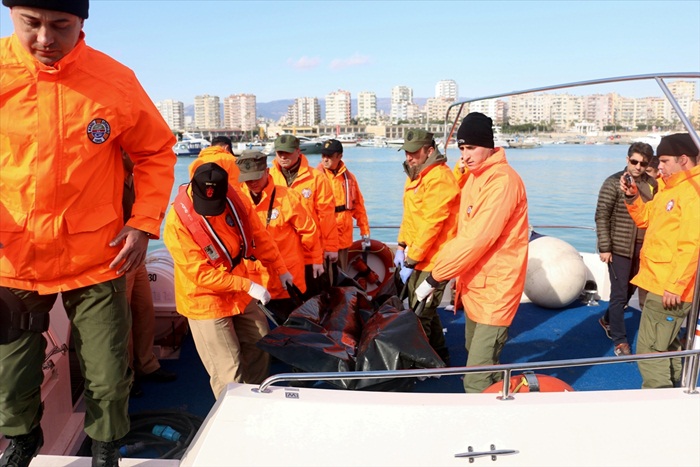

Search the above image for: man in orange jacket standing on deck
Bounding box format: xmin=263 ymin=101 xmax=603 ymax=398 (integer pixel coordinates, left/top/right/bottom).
xmin=394 ymin=129 xmax=460 ymax=364
xmin=270 ymin=135 xmax=339 ymax=297
xmin=415 ymin=112 xmax=529 ymax=393
xmin=318 ymin=139 xmax=371 ymax=272
xmin=0 ymin=1 xmax=176 ymax=465
xmin=622 ymin=133 xmax=699 ymax=389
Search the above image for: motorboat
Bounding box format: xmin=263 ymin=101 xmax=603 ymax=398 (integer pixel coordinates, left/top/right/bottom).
xmin=336 ymin=133 xmax=358 ymax=145
xmin=5 ymin=73 xmax=699 ymax=467
xmin=633 ymin=133 xmax=667 ymax=150
xmin=385 ymin=138 xmax=404 ymax=148
xmin=507 ymin=135 xmax=542 ymax=149
xmin=173 ymin=132 xmax=211 ymax=157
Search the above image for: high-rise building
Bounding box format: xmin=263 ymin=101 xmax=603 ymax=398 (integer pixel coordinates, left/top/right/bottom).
xmin=425 ymin=97 xmax=457 ymax=123
xmin=390 ymin=85 xmax=413 ymax=123
xmin=435 ymin=79 xmax=458 ymax=100
xmin=223 ymin=93 xmax=257 ymax=132
xmin=325 ymin=89 xmax=352 ymax=125
xmin=287 ymin=97 xmax=321 ymax=126
xmin=357 ymin=91 xmax=377 ymax=121
xmin=155 ymin=99 xmax=185 ymax=130
xmin=194 ymin=94 xmax=221 ymax=129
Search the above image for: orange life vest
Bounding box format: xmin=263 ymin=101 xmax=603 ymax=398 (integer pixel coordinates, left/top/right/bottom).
xmin=173 ymin=184 xmax=256 ymax=270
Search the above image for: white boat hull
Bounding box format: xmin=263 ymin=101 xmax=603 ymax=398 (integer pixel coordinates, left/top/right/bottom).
xmin=181 ymin=383 xmax=700 ymax=466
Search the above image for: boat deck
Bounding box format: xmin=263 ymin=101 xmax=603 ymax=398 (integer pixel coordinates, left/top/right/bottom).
xmin=128 ymin=293 xmax=648 ymax=420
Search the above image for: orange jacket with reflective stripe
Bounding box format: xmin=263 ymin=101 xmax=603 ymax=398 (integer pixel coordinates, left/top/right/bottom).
xmin=270 ymin=154 xmax=339 ymax=259
xmin=240 ymin=176 xmax=322 ymax=298
xmin=0 ymin=34 xmax=176 ymax=293
xmin=163 ymin=186 xmax=288 ymax=320
xmin=188 ymin=145 xmax=241 ymax=184
xmin=397 ymin=158 xmax=460 ymax=271
xmin=432 ymin=149 xmax=529 ymax=327
xmin=626 ymin=165 xmax=700 ymax=301
xmin=317 ymin=161 xmax=370 ymax=249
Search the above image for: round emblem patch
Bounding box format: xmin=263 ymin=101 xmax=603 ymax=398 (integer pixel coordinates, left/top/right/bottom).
xmin=302 ymin=188 xmax=312 ymax=199
xmin=666 ymin=200 xmax=675 ymax=211
xmin=270 ymin=208 xmax=280 ymax=220
xmin=87 ymin=118 xmax=111 ymax=144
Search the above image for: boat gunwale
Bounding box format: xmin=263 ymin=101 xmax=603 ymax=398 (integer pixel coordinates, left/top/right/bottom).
xmin=256 ymin=348 xmax=700 ymax=395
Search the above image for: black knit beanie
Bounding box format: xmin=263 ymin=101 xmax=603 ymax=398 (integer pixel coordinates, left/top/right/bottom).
xmin=456 ymin=112 xmax=494 ymax=149
xmin=3 ymin=0 xmax=89 ymax=18
xmin=656 ymin=133 xmax=699 ymax=159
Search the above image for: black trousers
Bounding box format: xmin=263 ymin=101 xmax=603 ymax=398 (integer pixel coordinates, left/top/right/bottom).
xmin=603 ymin=242 xmax=642 ymax=345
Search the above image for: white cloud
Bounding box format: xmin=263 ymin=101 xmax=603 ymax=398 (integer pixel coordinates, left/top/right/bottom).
xmin=329 ymin=53 xmax=371 ymax=70
xmin=288 ymin=56 xmax=321 ymax=70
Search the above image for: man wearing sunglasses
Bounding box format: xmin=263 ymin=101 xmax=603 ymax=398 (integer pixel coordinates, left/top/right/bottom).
xmin=595 ymin=142 xmax=657 ymax=356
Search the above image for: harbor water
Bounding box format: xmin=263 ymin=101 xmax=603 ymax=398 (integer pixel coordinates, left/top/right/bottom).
xmin=153 ymin=143 xmax=630 ymax=254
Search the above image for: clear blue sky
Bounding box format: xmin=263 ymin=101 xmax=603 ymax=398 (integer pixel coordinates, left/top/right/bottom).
xmin=2 ymin=1 xmax=699 ymax=104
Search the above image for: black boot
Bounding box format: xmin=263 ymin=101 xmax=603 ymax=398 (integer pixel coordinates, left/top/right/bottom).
xmin=0 ymin=425 xmax=44 ymax=467
xmin=91 ymin=439 xmax=121 ymax=467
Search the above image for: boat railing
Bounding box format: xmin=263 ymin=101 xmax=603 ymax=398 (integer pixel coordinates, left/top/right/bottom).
xmin=255 ymin=348 xmax=700 ymax=398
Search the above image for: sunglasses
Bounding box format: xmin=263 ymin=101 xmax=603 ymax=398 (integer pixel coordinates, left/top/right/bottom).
xmin=629 ymin=159 xmax=649 ymax=167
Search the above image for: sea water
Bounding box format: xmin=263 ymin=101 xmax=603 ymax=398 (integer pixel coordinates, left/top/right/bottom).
xmin=153 ymin=143 xmax=629 ymax=254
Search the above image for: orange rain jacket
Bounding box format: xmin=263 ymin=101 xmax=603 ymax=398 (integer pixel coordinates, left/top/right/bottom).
xmin=188 ymin=145 xmax=241 ymax=183
xmin=398 ymin=152 xmax=460 ymax=271
xmin=317 ymin=161 xmax=370 ymax=249
xmin=270 ymin=154 xmax=339 ymax=260
xmin=240 ymin=176 xmax=322 ymax=298
xmin=163 ymin=186 xmax=288 ymax=320
xmin=626 ymin=165 xmax=700 ymax=302
xmin=431 ymin=149 xmax=529 ymax=327
xmin=0 ymin=33 xmax=176 ymax=293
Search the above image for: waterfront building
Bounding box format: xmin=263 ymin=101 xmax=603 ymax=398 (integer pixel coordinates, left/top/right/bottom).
xmin=390 ymin=85 xmax=413 ymax=123
xmin=325 ymin=89 xmax=352 ymax=125
xmin=584 ymin=94 xmax=614 ymax=129
xmin=435 ymin=79 xmax=458 ymax=100
xmin=156 ymin=99 xmax=185 ymax=130
xmin=425 ymin=97 xmax=455 ymax=123
xmin=287 ymin=97 xmax=321 ymax=126
xmin=223 ymin=93 xmax=257 ymax=132
xmin=194 ymin=94 xmax=221 ymax=129
xmin=468 ymin=99 xmax=507 ymax=126
xmin=357 ymin=91 xmax=377 ymax=122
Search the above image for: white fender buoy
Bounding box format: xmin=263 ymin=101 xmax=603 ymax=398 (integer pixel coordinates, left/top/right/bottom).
xmin=145 ymin=248 xmax=186 ymax=342
xmin=524 ymin=236 xmax=587 ymax=309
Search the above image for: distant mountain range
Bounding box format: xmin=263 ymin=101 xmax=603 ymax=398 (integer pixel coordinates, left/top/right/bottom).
xmin=184 ymin=97 xmax=431 ymax=121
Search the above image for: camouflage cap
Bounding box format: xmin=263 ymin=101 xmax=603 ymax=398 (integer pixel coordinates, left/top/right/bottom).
xmin=399 ymin=129 xmax=434 ymax=152
xmin=236 ymin=150 xmax=268 ymax=182
xmin=274 ymin=134 xmax=300 ymax=152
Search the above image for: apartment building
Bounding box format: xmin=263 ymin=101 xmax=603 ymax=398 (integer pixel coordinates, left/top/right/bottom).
xmin=357 ymin=91 xmax=377 ymax=122
xmin=194 ymin=94 xmax=221 ymax=129
xmin=156 ymin=99 xmax=185 ymax=130
xmin=223 ymin=94 xmax=257 ymax=132
xmin=435 ymin=79 xmax=458 ymax=100
xmin=325 ymin=89 xmax=352 ymax=125
xmin=287 ymin=97 xmax=321 ymax=126
xmin=390 ymin=85 xmax=413 ymax=123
